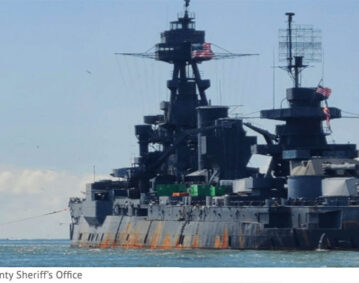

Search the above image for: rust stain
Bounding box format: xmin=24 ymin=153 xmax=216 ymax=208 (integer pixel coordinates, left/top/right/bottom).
xmin=175 ymin=236 xmax=183 ymax=249
xmin=131 ymin=233 xmax=139 ymax=248
xmin=239 ymin=235 xmax=244 ymax=248
xmin=213 ymin=227 xmax=229 ymax=249
xmin=150 ymin=232 xmax=159 ymax=249
xmin=111 ymin=243 xmax=118 ymax=248
xmin=124 ymin=234 xmax=131 ymax=247
xmin=111 ymin=232 xmax=120 ymax=248
xmin=125 ymin=223 xmax=130 ymax=234
xmin=192 ymin=234 xmax=200 ymax=248
xmin=134 ymin=236 xmax=145 ymax=248
xmin=131 ymin=225 xmax=145 ymax=248
xmin=99 ymin=234 xmax=110 ymax=249
xmin=150 ymin=222 xmax=163 ymax=249
xmin=80 ymin=242 xmax=89 ymax=248
xmin=214 ymin=236 xmax=221 ymax=248
xmin=117 ymin=222 xmax=131 ymax=246
xmin=115 ymin=223 xmax=131 ymax=247
xmin=175 ymin=232 xmax=183 ymax=249
xmin=161 ymin=234 xmax=172 ymax=249
xmin=124 ymin=232 xmax=142 ymax=249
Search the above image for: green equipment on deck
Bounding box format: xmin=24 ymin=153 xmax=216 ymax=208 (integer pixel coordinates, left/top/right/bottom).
xmin=156 ymin=184 xmax=187 ymax=196
xmin=189 ymin=185 xmax=225 ymax=197
xmin=210 ymin=186 xmax=225 ymax=196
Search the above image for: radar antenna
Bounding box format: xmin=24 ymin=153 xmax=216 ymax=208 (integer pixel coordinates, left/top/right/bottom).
xmin=279 ymin=12 xmax=322 ymax=87
xmin=185 ymin=0 xmax=190 ymax=9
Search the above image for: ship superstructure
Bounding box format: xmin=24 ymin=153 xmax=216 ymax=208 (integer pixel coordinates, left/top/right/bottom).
xmin=69 ymin=1 xmax=359 ymax=250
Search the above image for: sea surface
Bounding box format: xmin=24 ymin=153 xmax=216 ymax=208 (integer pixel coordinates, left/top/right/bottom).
xmin=1 ymin=239 xmax=359 ymax=267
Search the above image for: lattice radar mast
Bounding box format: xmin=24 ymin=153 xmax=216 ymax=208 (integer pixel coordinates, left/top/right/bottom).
xmin=279 ymin=12 xmax=322 ymax=87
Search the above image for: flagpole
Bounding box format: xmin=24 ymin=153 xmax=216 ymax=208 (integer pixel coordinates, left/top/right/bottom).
xmin=321 ymin=48 xmax=325 ymax=85
xmin=272 ymin=48 xmax=276 ymax=109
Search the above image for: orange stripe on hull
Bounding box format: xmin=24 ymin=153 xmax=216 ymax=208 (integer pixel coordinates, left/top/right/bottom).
xmin=99 ymin=234 xmax=110 ymax=248
xmin=192 ymin=234 xmax=200 ymax=248
xmin=150 ymin=222 xmax=163 ymax=249
xmin=161 ymin=234 xmax=172 ymax=249
xmin=214 ymin=236 xmax=221 ymax=248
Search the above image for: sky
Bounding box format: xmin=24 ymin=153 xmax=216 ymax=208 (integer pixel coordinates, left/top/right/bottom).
xmin=0 ymin=0 xmax=358 ymax=239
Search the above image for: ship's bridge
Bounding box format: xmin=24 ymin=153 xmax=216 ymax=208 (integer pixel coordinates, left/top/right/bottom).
xmin=156 ymin=11 xmax=205 ymax=63
xmin=170 ymin=12 xmax=196 ymax=30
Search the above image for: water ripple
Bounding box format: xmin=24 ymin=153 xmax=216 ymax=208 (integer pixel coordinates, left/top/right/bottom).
xmin=0 ymin=240 xmax=358 ymax=267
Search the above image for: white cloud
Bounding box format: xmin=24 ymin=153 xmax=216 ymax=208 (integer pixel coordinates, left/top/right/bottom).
xmin=0 ymin=166 xmax=112 ymax=239
xmin=0 ymin=169 xmax=71 ymax=194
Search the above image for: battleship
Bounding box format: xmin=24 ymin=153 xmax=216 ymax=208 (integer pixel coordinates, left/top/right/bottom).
xmin=69 ymin=1 xmax=359 ymax=250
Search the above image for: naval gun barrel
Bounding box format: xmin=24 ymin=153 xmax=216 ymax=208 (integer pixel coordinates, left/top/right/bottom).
xmin=243 ymin=122 xmax=277 ymax=145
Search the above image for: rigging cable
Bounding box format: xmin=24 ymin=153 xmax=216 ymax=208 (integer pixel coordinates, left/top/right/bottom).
xmin=342 ymin=110 xmax=359 ymax=117
xmin=0 ymin=208 xmax=67 ymax=226
xmin=115 ymin=55 xmax=129 ymax=92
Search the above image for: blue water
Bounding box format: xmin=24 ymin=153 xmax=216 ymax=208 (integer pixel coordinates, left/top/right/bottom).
xmin=1 ymin=239 xmax=359 ymax=267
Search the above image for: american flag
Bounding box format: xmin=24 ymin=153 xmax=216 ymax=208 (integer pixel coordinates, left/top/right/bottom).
xmin=323 ymin=105 xmax=331 ymax=129
xmin=316 ymin=86 xmax=332 ymax=98
xmin=192 ymin=42 xmax=214 ymax=60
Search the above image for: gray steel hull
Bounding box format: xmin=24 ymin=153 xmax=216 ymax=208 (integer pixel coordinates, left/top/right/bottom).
xmin=70 ymin=215 xmax=359 ymax=250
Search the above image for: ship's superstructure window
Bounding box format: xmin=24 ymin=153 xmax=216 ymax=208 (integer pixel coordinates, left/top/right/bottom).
xmin=94 ymin=192 xmax=109 ymax=201
xmin=171 ymin=22 xmax=182 ymax=30
xmin=158 ymin=47 xmax=175 ymax=52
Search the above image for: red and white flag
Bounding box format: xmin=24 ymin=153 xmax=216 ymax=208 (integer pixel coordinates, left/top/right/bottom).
xmin=192 ymin=42 xmax=214 ymax=60
xmin=323 ymin=105 xmax=331 ymax=129
xmin=316 ymin=86 xmax=332 ymax=98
